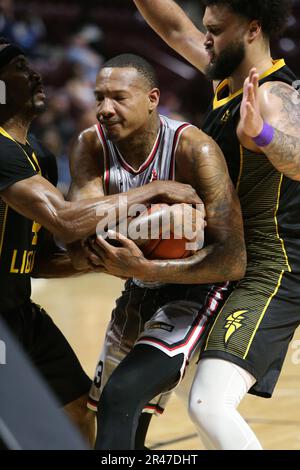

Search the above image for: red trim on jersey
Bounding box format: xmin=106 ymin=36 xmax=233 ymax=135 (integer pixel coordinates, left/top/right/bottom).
xmin=138 ymin=283 xmax=228 ymax=356
xmin=97 ymin=123 xmax=110 ymax=194
xmin=169 ymin=123 xmax=191 ymax=180
xmin=114 ymin=124 xmax=162 ymax=175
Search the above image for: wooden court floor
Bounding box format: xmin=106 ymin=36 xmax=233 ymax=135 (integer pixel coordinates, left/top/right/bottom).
xmin=32 ymin=273 xmax=300 ymax=450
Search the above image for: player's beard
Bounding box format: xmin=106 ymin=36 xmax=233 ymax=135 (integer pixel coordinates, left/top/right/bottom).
xmin=32 ymin=95 xmax=46 ymax=114
xmin=205 ymin=40 xmax=246 ymax=81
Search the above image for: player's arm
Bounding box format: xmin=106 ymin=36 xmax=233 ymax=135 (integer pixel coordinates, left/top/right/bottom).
xmin=169 ymin=127 xmax=246 ymax=282
xmin=89 ymin=128 xmax=246 ymax=284
xmin=0 ymin=134 xmax=200 ymax=246
xmin=67 ymin=126 xmax=204 ymax=268
xmin=32 ymin=230 xmax=90 ymax=278
xmin=69 ymin=127 xmax=202 ymax=205
xmin=139 ymin=128 xmax=246 ymax=283
xmin=238 ymin=69 xmax=300 ymax=181
xmin=133 ymin=0 xmax=208 ymax=73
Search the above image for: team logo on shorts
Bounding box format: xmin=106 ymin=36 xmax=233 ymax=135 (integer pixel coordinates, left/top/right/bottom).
xmin=147 ymin=322 xmax=174 ymax=332
xmin=224 ymin=310 xmax=247 ymax=345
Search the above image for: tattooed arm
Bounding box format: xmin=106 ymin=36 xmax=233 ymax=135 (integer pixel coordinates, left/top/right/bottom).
xmin=238 ymin=68 xmax=300 ymax=181
xmin=91 ymin=127 xmax=246 ymax=284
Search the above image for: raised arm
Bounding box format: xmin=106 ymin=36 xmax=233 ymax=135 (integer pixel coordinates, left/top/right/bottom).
xmin=90 ymin=127 xmax=246 ymax=284
xmin=133 ymin=0 xmax=208 ymax=72
xmin=238 ymin=69 xmax=300 ymax=181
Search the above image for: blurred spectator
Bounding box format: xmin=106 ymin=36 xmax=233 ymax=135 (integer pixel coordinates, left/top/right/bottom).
xmin=0 ymin=0 xmax=45 ymax=54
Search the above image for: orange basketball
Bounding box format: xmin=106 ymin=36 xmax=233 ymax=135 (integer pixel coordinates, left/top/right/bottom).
xmin=127 ymin=203 xmax=205 ymax=260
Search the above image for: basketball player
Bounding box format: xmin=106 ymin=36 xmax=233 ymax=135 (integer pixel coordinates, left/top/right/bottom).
xmin=0 ymin=40 xmax=200 ymax=443
xmin=133 ymin=0 xmax=300 ymax=449
xmin=68 ymin=53 xmax=246 ymax=449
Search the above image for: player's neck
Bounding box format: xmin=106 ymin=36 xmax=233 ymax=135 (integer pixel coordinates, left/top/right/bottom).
xmin=1 ymin=115 xmax=30 ymax=144
xmin=116 ymin=117 xmax=161 ymax=170
xmin=228 ymin=51 xmax=273 ymax=94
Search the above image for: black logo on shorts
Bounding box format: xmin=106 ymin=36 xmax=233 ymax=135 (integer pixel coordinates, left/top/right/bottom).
xmin=147 ymin=322 xmax=174 ymax=332
xmin=94 ymin=360 xmax=104 ymax=389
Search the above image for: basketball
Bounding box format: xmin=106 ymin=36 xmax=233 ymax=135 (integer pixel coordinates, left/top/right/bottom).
xmin=125 ymin=203 xmax=205 ymax=259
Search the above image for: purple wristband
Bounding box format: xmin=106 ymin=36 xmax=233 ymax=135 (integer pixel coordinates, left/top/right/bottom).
xmin=252 ymin=122 xmax=274 ymax=147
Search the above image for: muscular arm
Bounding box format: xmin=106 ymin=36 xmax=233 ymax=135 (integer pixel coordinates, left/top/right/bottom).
xmin=67 ymin=126 xmax=202 ymax=267
xmin=0 ymin=128 xmax=200 ymax=246
xmin=32 ymin=230 xmax=89 ymax=278
xmin=238 ymin=72 xmax=300 ymax=181
xmin=92 ymin=128 xmax=246 ymax=284
xmin=259 ymin=82 xmax=300 ymax=180
xmin=134 ymin=127 xmax=246 ymax=283
xmin=133 ymin=0 xmax=208 ymax=72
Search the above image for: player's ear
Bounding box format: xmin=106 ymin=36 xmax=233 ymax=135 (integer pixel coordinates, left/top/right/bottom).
xmin=148 ymin=88 xmax=160 ymax=111
xmin=248 ymin=20 xmax=262 ymax=43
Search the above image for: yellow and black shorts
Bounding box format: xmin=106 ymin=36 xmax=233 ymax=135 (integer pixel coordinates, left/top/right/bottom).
xmin=201 ymin=268 xmax=300 ymax=398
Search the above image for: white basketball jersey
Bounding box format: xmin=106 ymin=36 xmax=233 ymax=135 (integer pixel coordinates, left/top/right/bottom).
xmin=95 ymin=114 xmax=194 ymax=287
xmin=95 ymin=115 xmax=193 ymax=194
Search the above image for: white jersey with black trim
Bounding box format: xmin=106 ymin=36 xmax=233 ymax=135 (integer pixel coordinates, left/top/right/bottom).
xmin=95 ymin=114 xmax=194 ymax=287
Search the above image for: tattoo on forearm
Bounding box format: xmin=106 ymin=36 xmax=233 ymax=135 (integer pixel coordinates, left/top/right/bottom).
xmin=264 ymin=84 xmax=300 ymax=179
xmin=265 ymin=129 xmax=300 ymax=179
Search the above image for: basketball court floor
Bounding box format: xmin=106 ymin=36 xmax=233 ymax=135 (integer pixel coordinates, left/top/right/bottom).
xmin=32 ymin=273 xmax=300 ymax=450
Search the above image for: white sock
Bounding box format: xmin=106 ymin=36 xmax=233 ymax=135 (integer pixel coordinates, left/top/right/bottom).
xmin=188 ymin=358 xmax=262 ymax=450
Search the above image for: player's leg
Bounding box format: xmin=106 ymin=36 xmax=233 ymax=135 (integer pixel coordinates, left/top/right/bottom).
xmin=88 ymin=280 xmax=163 ymax=449
xmin=95 ymin=344 xmax=184 ymax=450
xmin=9 ymin=302 xmax=93 ymax=444
xmin=189 ymin=270 xmax=300 ymax=450
xmin=64 ymin=396 xmax=95 ymax=445
xmin=175 ymin=350 xmax=217 ymax=449
xmin=95 ymin=284 xmax=230 ymax=450
xmin=135 ymin=413 xmax=152 ymax=450
xmin=189 ymin=358 xmax=261 ymax=450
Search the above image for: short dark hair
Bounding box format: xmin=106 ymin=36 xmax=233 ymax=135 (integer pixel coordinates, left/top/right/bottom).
xmin=201 ymin=0 xmax=292 ymax=38
xmin=101 ymin=54 xmax=159 ymax=89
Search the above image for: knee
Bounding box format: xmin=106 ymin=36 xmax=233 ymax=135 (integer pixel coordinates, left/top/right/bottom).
xmin=188 ymin=387 xmax=224 ymax=432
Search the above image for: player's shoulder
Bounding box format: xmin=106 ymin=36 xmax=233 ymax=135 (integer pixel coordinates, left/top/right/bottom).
xmin=258 ymin=80 xmax=297 ymax=115
xmin=0 ymin=134 xmax=28 ymax=164
xmin=27 ymin=134 xmax=58 ymax=185
xmin=259 ymin=80 xmax=295 ymax=99
xmin=78 ymin=124 xmax=102 ymax=148
xmin=74 ymin=124 xmax=104 ymax=161
xmin=175 ymin=124 xmax=217 ymax=171
xmin=0 ymin=133 xmax=22 ymax=151
xmin=176 ymin=124 xmax=213 ymax=149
